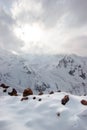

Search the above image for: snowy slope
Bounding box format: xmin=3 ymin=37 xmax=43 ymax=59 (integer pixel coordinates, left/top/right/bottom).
xmin=0 ymin=49 xmax=87 ymax=95
xmin=0 ymin=90 xmax=87 ymax=130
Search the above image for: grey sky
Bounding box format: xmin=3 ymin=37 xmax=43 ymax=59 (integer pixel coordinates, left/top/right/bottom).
xmin=0 ymin=0 xmax=87 ymax=56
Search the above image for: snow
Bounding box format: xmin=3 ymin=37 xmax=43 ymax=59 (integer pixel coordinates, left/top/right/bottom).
xmin=0 ymin=49 xmax=87 ymax=129
xmin=0 ymin=90 xmax=87 ymax=130
xmin=0 ymin=50 xmax=87 ymax=95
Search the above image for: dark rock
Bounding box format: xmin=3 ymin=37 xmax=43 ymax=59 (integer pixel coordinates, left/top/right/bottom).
xmin=69 ymin=70 xmax=75 ymax=76
xmin=0 ymin=84 xmax=9 ymax=89
xmin=49 ymin=91 xmax=54 ymax=94
xmin=61 ymin=95 xmax=69 ymax=105
xmin=3 ymin=89 xmax=7 ymax=92
xmin=33 ymin=97 xmax=36 ymax=100
xmin=81 ymin=99 xmax=87 ymax=105
xmin=80 ymin=72 xmax=86 ymax=79
xmin=57 ymin=112 xmax=60 ymax=117
xmin=23 ymin=88 xmax=33 ymax=97
xmin=8 ymin=88 xmax=18 ymax=96
xmin=21 ymin=97 xmax=28 ymax=101
xmin=38 ymin=92 xmax=44 ymax=95
xmin=57 ymin=90 xmax=61 ymax=92
xmin=38 ymin=98 xmax=42 ymax=101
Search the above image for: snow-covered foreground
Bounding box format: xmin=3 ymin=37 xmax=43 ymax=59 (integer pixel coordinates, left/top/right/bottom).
xmin=0 ymin=92 xmax=87 ymax=130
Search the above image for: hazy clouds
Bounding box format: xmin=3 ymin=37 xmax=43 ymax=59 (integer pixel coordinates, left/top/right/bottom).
xmin=0 ymin=0 xmax=87 ymax=56
xmin=0 ymin=2 xmax=23 ymax=52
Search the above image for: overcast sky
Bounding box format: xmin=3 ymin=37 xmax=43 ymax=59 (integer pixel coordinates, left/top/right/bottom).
xmin=0 ymin=0 xmax=87 ymax=56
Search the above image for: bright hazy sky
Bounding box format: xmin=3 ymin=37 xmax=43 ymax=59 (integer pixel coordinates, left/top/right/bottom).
xmin=0 ymin=0 xmax=87 ymax=56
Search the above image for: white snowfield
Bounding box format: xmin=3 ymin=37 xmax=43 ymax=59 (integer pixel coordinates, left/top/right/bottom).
xmin=0 ymin=91 xmax=87 ymax=130
xmin=0 ymin=49 xmax=87 ymax=95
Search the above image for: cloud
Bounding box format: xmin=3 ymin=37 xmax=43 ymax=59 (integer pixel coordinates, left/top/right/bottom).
xmin=0 ymin=22 xmax=23 ymax=51
xmin=11 ymin=0 xmax=68 ymax=28
xmin=40 ymin=0 xmax=66 ymax=28
xmin=0 ymin=3 xmax=24 ymax=52
xmin=64 ymin=0 xmax=87 ymax=28
xmin=11 ymin=0 xmax=87 ymax=28
xmin=0 ymin=0 xmax=87 ymax=56
xmin=11 ymin=0 xmax=43 ymax=25
xmin=64 ymin=35 xmax=87 ymax=56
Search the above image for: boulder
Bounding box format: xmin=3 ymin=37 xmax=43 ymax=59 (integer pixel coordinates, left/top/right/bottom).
xmin=61 ymin=95 xmax=69 ymax=105
xmin=23 ymin=88 xmax=33 ymax=97
xmin=81 ymin=99 xmax=87 ymax=105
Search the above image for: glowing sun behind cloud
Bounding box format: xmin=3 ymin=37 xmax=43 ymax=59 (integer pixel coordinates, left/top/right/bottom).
xmin=14 ymin=23 xmax=44 ymax=51
xmin=14 ymin=24 xmax=44 ymax=51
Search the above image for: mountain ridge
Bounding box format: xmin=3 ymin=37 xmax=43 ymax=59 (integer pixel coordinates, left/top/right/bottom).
xmin=0 ymin=49 xmax=87 ymax=95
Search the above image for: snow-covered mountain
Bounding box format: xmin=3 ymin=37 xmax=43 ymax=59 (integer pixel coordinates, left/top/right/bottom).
xmin=0 ymin=49 xmax=87 ymax=95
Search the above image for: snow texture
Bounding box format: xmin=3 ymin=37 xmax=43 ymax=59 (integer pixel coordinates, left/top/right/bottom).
xmin=0 ymin=89 xmax=87 ymax=130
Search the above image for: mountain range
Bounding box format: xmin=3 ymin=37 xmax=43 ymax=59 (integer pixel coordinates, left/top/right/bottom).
xmin=0 ymin=49 xmax=87 ymax=95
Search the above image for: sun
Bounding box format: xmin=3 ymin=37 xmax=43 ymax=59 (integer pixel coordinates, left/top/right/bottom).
xmin=14 ymin=24 xmax=43 ymax=43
